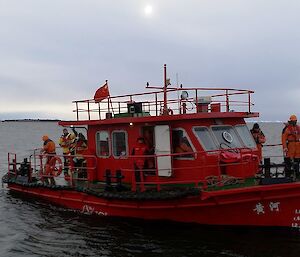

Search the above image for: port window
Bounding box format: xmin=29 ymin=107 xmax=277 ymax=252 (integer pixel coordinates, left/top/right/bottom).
xmin=112 ymin=131 xmax=128 ymax=158
xmin=235 ymin=125 xmax=257 ymax=148
xmin=96 ymin=131 xmax=110 ymax=157
xmin=194 ymin=127 xmax=218 ymax=151
xmin=211 ymin=126 xmax=243 ymax=149
xmin=172 ymin=129 xmax=194 ymax=159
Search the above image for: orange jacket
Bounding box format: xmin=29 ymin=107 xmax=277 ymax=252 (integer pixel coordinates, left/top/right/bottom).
xmin=282 ymin=124 xmax=300 ymax=149
xmin=250 ymin=129 xmax=266 ymax=146
xmin=175 ymin=142 xmax=193 ymax=153
xmin=43 ymin=139 xmax=56 ymax=154
xmin=132 ymin=142 xmax=149 ymax=169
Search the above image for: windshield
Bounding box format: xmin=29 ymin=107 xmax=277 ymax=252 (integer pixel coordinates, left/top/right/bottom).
xmin=211 ymin=126 xmax=243 ymax=149
xmin=194 ymin=127 xmax=218 ymax=151
xmin=235 ymin=125 xmax=257 ymax=148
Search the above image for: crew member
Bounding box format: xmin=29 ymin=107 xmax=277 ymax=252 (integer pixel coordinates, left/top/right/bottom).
xmin=41 ymin=135 xmax=56 ymax=185
xmin=282 ymin=115 xmax=300 ymax=163
xmin=250 ymin=123 xmax=266 ymax=161
xmin=175 ymin=137 xmax=193 ymax=154
xmin=131 ymin=137 xmax=149 ymax=190
xmin=172 ymin=131 xmax=193 ymax=158
xmin=73 ymin=133 xmax=88 ymax=178
xmin=143 ymin=129 xmax=155 ymax=170
xmin=58 ymin=128 xmax=74 ymax=175
xmin=42 ymin=135 xmax=56 ymax=162
xmin=59 ymin=128 xmax=73 ymax=154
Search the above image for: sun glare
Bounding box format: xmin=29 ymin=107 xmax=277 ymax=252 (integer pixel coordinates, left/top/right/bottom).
xmin=144 ymin=5 xmax=153 ymax=16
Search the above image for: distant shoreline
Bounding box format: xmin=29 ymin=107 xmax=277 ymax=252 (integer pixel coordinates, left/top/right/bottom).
xmin=1 ymin=119 xmax=61 ymax=122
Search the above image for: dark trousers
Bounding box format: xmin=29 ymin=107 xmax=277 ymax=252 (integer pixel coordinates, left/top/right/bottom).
xmin=284 ymin=157 xmax=300 ymax=177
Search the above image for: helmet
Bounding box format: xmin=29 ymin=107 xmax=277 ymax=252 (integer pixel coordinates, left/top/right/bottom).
xmin=290 ymin=115 xmax=297 ymax=121
xmin=42 ymin=135 xmax=49 ymax=141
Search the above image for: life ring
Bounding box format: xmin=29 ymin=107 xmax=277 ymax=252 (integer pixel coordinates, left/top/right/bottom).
xmin=46 ymin=156 xmax=63 ymax=177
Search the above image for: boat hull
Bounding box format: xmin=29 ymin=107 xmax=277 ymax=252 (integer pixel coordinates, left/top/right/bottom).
xmin=7 ymin=182 xmax=300 ymax=228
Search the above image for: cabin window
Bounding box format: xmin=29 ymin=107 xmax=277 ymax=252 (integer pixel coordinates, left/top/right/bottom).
xmin=112 ymin=131 xmax=128 ymax=158
xmin=193 ymin=127 xmax=218 ymax=151
xmin=96 ymin=131 xmax=110 ymax=157
xmin=172 ymin=129 xmax=194 ymax=159
xmin=211 ymin=126 xmax=243 ymax=149
xmin=235 ymin=125 xmax=257 ymax=148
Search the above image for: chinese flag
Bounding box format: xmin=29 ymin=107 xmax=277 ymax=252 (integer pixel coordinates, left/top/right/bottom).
xmin=94 ymin=82 xmax=110 ymax=102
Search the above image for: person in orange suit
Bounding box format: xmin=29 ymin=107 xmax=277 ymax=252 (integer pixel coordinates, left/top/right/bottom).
xmin=131 ymin=137 xmax=149 ymax=190
xmin=250 ymin=123 xmax=266 ymax=162
xmin=41 ymin=135 xmax=56 ymax=185
xmin=282 ymin=115 xmax=300 ymax=161
xmin=282 ymin=115 xmax=300 ymax=177
xmin=41 ymin=135 xmax=56 ymax=162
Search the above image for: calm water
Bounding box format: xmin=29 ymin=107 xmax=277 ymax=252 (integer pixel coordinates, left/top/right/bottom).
xmin=1 ymin=121 xmax=299 ymax=257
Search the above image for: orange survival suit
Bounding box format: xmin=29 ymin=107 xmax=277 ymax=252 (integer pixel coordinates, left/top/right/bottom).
xmin=282 ymin=115 xmax=300 ymax=159
xmin=132 ymin=137 xmax=149 ymax=186
xmin=132 ymin=138 xmax=149 ymax=170
xmin=42 ymin=135 xmax=56 ymax=163
xmin=250 ymin=123 xmax=266 ymax=161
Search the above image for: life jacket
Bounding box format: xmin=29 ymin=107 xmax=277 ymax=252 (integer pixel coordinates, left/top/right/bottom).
xmin=43 ymin=139 xmax=56 ymax=154
xmin=59 ymin=133 xmax=73 ymax=154
xmin=282 ymin=124 xmax=300 ymax=149
xmin=132 ymin=143 xmax=148 ymax=169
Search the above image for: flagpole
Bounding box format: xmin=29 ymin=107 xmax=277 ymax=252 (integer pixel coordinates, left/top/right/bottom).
xmin=106 ymin=80 xmax=114 ymax=115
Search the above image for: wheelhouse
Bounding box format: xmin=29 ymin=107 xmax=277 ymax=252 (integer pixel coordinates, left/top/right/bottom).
xmin=58 ymin=67 xmax=259 ymax=190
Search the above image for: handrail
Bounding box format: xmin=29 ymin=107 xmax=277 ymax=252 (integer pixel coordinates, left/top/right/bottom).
xmin=71 ymin=86 xmax=255 ymax=121
xmin=7 ymin=146 xmax=260 ymax=192
xmin=127 ymin=147 xmax=259 ymax=191
xmin=29 ymin=153 xmax=97 ymax=186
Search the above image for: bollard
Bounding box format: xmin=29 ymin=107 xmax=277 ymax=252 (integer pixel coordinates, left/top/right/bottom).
xmin=264 ymin=158 xmax=271 ymax=178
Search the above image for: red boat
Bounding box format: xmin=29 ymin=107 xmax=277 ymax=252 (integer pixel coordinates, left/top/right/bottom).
xmin=3 ymin=65 xmax=300 ymax=227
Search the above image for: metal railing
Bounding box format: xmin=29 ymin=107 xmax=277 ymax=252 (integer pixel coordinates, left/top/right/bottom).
xmin=7 ymin=147 xmax=260 ymax=192
xmin=125 ymin=147 xmax=259 ymax=192
xmin=8 ymin=151 xmax=97 ymax=187
xmin=72 ymin=87 xmax=255 ymax=121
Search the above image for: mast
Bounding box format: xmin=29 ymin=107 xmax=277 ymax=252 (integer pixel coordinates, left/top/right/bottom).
xmin=163 ymin=64 xmax=168 ymax=115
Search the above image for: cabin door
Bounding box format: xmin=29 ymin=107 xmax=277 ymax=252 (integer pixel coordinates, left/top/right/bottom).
xmin=154 ymin=125 xmax=172 ymax=177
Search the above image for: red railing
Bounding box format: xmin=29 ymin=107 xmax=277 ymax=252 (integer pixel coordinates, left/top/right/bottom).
xmin=7 ymin=147 xmax=259 ymax=192
xmin=8 ymin=150 xmax=97 ymax=187
xmin=72 ymin=87 xmax=255 ymax=121
xmin=35 ymin=153 xmax=97 ymax=186
xmin=126 ymin=147 xmax=259 ymax=192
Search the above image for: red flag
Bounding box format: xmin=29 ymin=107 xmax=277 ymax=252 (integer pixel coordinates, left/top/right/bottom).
xmin=94 ymin=82 xmax=110 ymax=102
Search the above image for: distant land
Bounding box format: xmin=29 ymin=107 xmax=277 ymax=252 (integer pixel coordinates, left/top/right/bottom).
xmin=1 ymin=119 xmax=61 ymax=122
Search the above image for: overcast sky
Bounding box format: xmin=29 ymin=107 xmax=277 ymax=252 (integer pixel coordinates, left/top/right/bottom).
xmin=0 ymin=0 xmax=299 ymax=121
